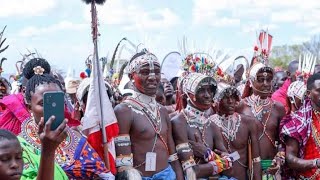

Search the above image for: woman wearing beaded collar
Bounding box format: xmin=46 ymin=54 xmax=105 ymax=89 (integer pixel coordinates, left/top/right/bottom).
xmin=171 ymin=73 xmax=233 ymax=179
xmin=19 ymin=58 xmax=112 ymax=179
xmin=211 ymin=83 xmax=262 ymax=179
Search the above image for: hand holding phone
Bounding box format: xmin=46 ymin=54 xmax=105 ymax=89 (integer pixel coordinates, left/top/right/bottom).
xmin=37 ymin=116 xmax=68 ymax=151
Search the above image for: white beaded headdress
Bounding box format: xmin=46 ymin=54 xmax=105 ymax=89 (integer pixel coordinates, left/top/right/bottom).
xmin=128 ymin=52 xmax=160 ymax=74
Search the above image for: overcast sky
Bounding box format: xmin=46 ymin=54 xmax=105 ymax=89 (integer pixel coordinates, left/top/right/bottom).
xmin=1 ymin=0 xmax=320 ymax=76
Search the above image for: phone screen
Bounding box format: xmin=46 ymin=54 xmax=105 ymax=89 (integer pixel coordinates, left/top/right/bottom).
xmin=43 ymin=91 xmax=65 ymax=130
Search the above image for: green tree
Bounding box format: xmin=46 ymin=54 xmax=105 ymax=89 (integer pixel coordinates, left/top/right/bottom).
xmin=303 ymin=35 xmax=320 ymax=62
xmin=269 ymin=44 xmax=303 ymax=69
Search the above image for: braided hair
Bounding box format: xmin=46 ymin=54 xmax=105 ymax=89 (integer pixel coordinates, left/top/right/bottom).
xmin=23 ymin=58 xmax=62 ymax=103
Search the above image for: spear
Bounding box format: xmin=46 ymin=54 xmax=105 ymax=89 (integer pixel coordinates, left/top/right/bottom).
xmin=81 ymin=0 xmax=110 ymax=170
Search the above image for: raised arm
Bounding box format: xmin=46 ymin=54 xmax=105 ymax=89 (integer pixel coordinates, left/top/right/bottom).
xmin=37 ymin=116 xmax=68 ymax=180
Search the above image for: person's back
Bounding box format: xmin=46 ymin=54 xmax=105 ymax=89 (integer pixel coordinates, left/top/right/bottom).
xmin=0 ymin=93 xmax=30 ymax=135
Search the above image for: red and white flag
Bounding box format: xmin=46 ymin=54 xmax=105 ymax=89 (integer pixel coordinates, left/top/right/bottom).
xmin=82 ymin=51 xmax=119 ymax=174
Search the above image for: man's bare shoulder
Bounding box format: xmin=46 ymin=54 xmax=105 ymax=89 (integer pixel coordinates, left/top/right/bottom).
xmin=272 ymin=100 xmax=286 ymax=117
xmin=239 ymin=114 xmax=258 ymax=132
xmin=114 ymin=103 xmax=134 ymax=131
xmin=114 ymin=102 xmax=132 ymax=113
xmin=170 ymin=112 xmax=185 ymax=125
xmin=273 ymin=101 xmax=285 ymax=111
xmin=239 ymin=114 xmax=256 ymax=123
xmin=158 ymin=103 xmax=169 ymax=114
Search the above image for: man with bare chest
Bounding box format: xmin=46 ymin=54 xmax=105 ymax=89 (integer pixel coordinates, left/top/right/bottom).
xmin=237 ymin=63 xmax=285 ymax=179
xmin=171 ymin=73 xmax=232 ymax=179
xmin=114 ymin=51 xmax=183 ymax=180
xmin=210 ymin=84 xmax=261 ymax=180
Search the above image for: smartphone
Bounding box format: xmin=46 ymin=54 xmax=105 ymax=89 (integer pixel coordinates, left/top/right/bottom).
xmin=43 ymin=91 xmax=65 ymax=130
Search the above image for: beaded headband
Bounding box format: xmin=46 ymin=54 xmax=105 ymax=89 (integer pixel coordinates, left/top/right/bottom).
xmin=215 ymin=83 xmax=240 ymax=102
xmin=287 ymin=81 xmax=306 ymax=100
xmin=183 ymin=73 xmax=217 ymax=96
xmin=248 ymin=62 xmax=274 ymax=80
xmin=128 ymin=53 xmax=160 ymax=74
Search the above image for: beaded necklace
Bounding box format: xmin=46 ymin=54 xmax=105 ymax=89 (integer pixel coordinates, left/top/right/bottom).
xmin=246 ymin=95 xmax=276 ymax=147
xmin=20 ymin=118 xmax=80 ymax=166
xmin=257 ymin=103 xmax=276 ymax=147
xmin=210 ymin=113 xmax=247 ymax=168
xmin=183 ymin=105 xmax=211 ymax=147
xmin=246 ymin=94 xmax=272 ymax=121
xmin=125 ymin=96 xmax=169 ymax=169
xmin=131 ymin=91 xmax=158 ymax=118
xmin=210 ymin=113 xmax=241 ymax=144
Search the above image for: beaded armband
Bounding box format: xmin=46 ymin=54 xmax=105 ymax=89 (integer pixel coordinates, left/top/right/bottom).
xmin=176 ymin=143 xmax=192 ymax=153
xmin=208 ymin=155 xmax=232 ymax=175
xmin=181 ymin=157 xmax=196 ymax=171
xmin=252 ymin=156 xmax=261 ymax=163
xmin=176 ymin=143 xmax=195 ymax=170
xmin=116 ymin=154 xmax=133 ymax=167
xmin=204 ymin=148 xmax=232 ymax=168
xmin=168 ymin=153 xmax=179 ymax=162
xmin=115 ymin=134 xmax=131 ymax=147
xmin=204 ymin=148 xmax=215 ymax=162
xmin=208 ymin=161 xmax=219 ymax=175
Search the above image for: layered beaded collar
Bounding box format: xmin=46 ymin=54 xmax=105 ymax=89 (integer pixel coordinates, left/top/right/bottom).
xmin=210 ymin=113 xmax=241 ymax=142
xmin=19 ymin=117 xmax=81 ymax=166
xmin=131 ymin=91 xmax=158 ymax=117
xmin=245 ymin=94 xmax=272 ymax=121
xmin=183 ymin=104 xmax=210 ymax=130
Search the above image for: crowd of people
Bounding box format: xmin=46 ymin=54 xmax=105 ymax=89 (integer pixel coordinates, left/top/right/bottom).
xmin=1 ymin=26 xmax=320 ymax=180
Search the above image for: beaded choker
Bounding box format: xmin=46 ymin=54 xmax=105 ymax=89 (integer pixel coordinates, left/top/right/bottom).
xmin=131 ymin=91 xmax=158 ymax=118
xmin=184 ymin=104 xmax=209 ymax=130
xmin=246 ymin=94 xmax=272 ymax=121
xmin=183 ymin=104 xmax=211 ymax=147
